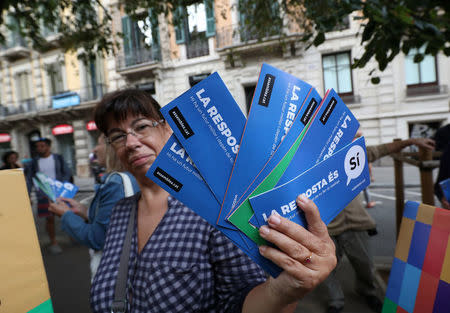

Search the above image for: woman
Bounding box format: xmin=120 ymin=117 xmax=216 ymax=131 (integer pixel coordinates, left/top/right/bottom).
xmin=90 ymin=89 xmax=337 ymax=313
xmin=49 ymin=135 xmax=139 ymax=277
xmin=1 ymin=150 xmax=21 ymax=169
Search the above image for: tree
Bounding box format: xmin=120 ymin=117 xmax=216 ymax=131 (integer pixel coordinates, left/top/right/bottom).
xmin=0 ymin=0 xmax=448 ymax=81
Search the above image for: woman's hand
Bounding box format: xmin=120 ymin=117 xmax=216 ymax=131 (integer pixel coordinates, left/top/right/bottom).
xmin=49 ymin=197 xmax=88 ymax=221
xmin=258 ymin=195 xmax=336 ymax=305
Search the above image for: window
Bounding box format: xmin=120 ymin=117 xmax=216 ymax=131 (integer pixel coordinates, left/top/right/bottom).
xmin=5 ymin=15 xmax=26 ymax=48
xmin=405 ymin=47 xmax=437 ymax=87
xmin=122 ymin=13 xmax=160 ymax=67
xmin=84 ymin=56 xmax=105 ymax=100
xmin=189 ymin=73 xmax=210 ymax=87
xmin=15 ymin=71 xmax=35 ymax=111
xmin=239 ymin=0 xmax=280 ymax=42
xmin=15 ymin=72 xmax=32 ymax=101
xmin=174 ymin=0 xmax=215 ymax=59
xmin=137 ymin=82 xmax=156 ymax=95
xmin=46 ymin=63 xmax=64 ymax=96
xmin=322 ymin=52 xmax=353 ymax=95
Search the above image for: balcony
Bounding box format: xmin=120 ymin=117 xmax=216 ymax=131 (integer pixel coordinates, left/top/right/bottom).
xmin=406 ymin=84 xmax=448 ymax=98
xmin=116 ymin=46 xmax=161 ymax=77
xmin=79 ymin=83 xmax=107 ymax=103
xmin=186 ymin=35 xmax=210 ymax=59
xmin=216 ymin=23 xmax=281 ymax=51
xmin=0 ymin=33 xmax=31 ymax=61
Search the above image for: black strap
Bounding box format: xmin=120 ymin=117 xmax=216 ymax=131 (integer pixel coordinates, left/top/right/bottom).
xmin=111 ymin=197 xmax=137 ymax=313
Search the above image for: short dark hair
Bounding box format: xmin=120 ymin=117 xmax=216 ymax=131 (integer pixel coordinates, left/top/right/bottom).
xmin=2 ymin=150 xmax=18 ymax=164
xmin=94 ymin=89 xmax=163 ymax=135
xmin=34 ymin=137 xmax=52 ymax=146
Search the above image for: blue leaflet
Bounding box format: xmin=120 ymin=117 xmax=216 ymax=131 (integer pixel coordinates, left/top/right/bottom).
xmin=249 ymin=137 xmax=370 ymax=228
xmin=219 ymin=64 xmax=316 ymax=228
xmin=276 ymin=89 xmax=360 ymax=186
xmin=146 ymin=135 xmax=282 ymax=277
xmin=58 ymin=181 xmax=78 ymax=199
xmin=160 ymin=72 xmax=246 ymax=205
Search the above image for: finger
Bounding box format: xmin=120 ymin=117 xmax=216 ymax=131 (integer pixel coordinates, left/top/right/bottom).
xmin=262 ymin=214 xmax=326 ymax=255
xmin=259 ymin=244 xmax=316 ymax=281
xmin=259 ymin=225 xmax=321 ymax=268
xmin=296 ymin=195 xmax=328 ymax=238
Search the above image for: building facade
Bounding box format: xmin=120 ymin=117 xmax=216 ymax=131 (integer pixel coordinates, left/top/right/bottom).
xmin=1 ymin=0 xmax=449 ymax=176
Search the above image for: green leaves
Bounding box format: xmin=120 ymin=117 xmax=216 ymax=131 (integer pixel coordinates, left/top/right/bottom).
xmin=0 ymin=0 xmax=447 ymax=72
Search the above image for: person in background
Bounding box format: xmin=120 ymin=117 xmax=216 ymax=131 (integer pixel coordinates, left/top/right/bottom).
xmin=434 ymin=144 xmax=450 ymax=210
xmin=1 ymin=150 xmax=21 ymax=169
xmin=49 ymin=135 xmax=139 ymax=278
xmin=323 ymin=137 xmax=435 ymax=313
xmin=433 ymin=123 xmax=450 ymax=152
xmin=90 ymin=89 xmax=337 ymax=313
xmin=25 ymin=137 xmax=72 ymax=254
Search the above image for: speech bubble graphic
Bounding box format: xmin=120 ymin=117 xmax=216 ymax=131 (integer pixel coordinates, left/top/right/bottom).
xmin=344 ymin=145 xmax=366 ymax=185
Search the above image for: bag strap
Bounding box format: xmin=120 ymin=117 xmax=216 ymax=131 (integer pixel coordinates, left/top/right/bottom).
xmin=115 ymin=172 xmax=134 ymax=197
xmin=110 ymin=196 xmax=137 ymax=313
xmin=95 ymin=172 xmax=134 ymax=217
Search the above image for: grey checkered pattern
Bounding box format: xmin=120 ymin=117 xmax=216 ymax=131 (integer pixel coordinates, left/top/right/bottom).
xmin=90 ymin=194 xmax=266 ymax=313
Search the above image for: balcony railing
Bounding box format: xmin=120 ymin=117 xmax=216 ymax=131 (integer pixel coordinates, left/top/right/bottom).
xmin=186 ymin=37 xmax=210 ymax=59
xmin=116 ymin=46 xmax=161 ymax=70
xmin=406 ymin=84 xmax=448 ymax=97
xmin=216 ymin=24 xmax=281 ymax=50
xmin=0 ymin=84 xmax=107 ymax=118
xmin=0 ymin=32 xmax=30 ymax=60
xmin=79 ymin=83 xmax=107 ymax=102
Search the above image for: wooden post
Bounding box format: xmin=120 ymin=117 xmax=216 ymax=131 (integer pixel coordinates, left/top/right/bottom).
xmin=418 ymin=146 xmax=435 ymax=205
xmin=393 ymin=139 xmax=404 ymax=238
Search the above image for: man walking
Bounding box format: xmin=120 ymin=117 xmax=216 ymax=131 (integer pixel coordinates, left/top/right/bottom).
xmin=26 ymin=137 xmax=72 ymax=254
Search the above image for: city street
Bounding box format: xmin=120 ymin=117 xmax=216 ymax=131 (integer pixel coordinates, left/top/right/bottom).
xmin=34 ymin=165 xmax=439 ymax=313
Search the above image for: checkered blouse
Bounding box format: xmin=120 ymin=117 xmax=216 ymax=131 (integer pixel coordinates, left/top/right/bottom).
xmin=90 ymin=194 xmax=267 ymax=313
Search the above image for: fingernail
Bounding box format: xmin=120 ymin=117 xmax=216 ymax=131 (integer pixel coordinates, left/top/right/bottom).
xmin=268 ymin=214 xmax=280 ymax=225
xmin=259 ymin=245 xmax=266 ymax=253
xmin=260 ymin=225 xmax=270 ymax=236
xmin=297 ymin=194 xmax=308 ymax=203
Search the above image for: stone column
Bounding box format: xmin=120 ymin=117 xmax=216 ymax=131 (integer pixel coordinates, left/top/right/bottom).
xmin=73 ymin=119 xmax=90 ymax=177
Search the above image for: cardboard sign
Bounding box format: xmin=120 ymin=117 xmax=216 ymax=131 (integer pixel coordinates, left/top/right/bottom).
xmin=383 ymin=201 xmax=450 ymax=313
xmin=0 ymin=169 xmax=54 ymax=312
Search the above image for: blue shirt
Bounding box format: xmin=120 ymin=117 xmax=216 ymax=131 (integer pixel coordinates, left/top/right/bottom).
xmin=90 ymin=195 xmax=267 ymax=313
xmin=61 ymin=172 xmax=139 ymax=250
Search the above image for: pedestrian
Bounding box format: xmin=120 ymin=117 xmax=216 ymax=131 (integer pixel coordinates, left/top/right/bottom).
xmin=434 ymin=144 xmax=450 ymax=210
xmin=90 ymin=89 xmax=337 ymax=313
xmin=49 ymin=135 xmax=140 ymax=278
xmin=433 ymin=123 xmax=450 ymax=152
xmin=25 ymin=137 xmax=73 ymax=254
xmin=1 ymin=150 xmax=21 ymax=169
xmin=323 ymin=137 xmax=435 ymax=313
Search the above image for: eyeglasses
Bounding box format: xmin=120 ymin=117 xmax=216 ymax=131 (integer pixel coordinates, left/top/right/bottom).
xmin=106 ymin=119 xmax=164 ymax=148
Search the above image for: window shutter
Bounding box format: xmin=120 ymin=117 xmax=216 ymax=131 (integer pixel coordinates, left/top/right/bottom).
xmin=121 ymin=16 xmax=133 ymax=59
xmin=270 ymin=1 xmax=280 ymax=33
xmin=149 ymin=9 xmax=161 ymax=60
xmin=174 ymin=6 xmax=186 ymax=44
xmin=205 ymin=0 xmax=215 ymax=37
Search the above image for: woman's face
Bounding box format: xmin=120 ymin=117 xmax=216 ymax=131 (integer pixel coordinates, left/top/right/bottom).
xmin=106 ymin=114 xmax=171 ymax=181
xmin=93 ymin=136 xmax=107 ymax=167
